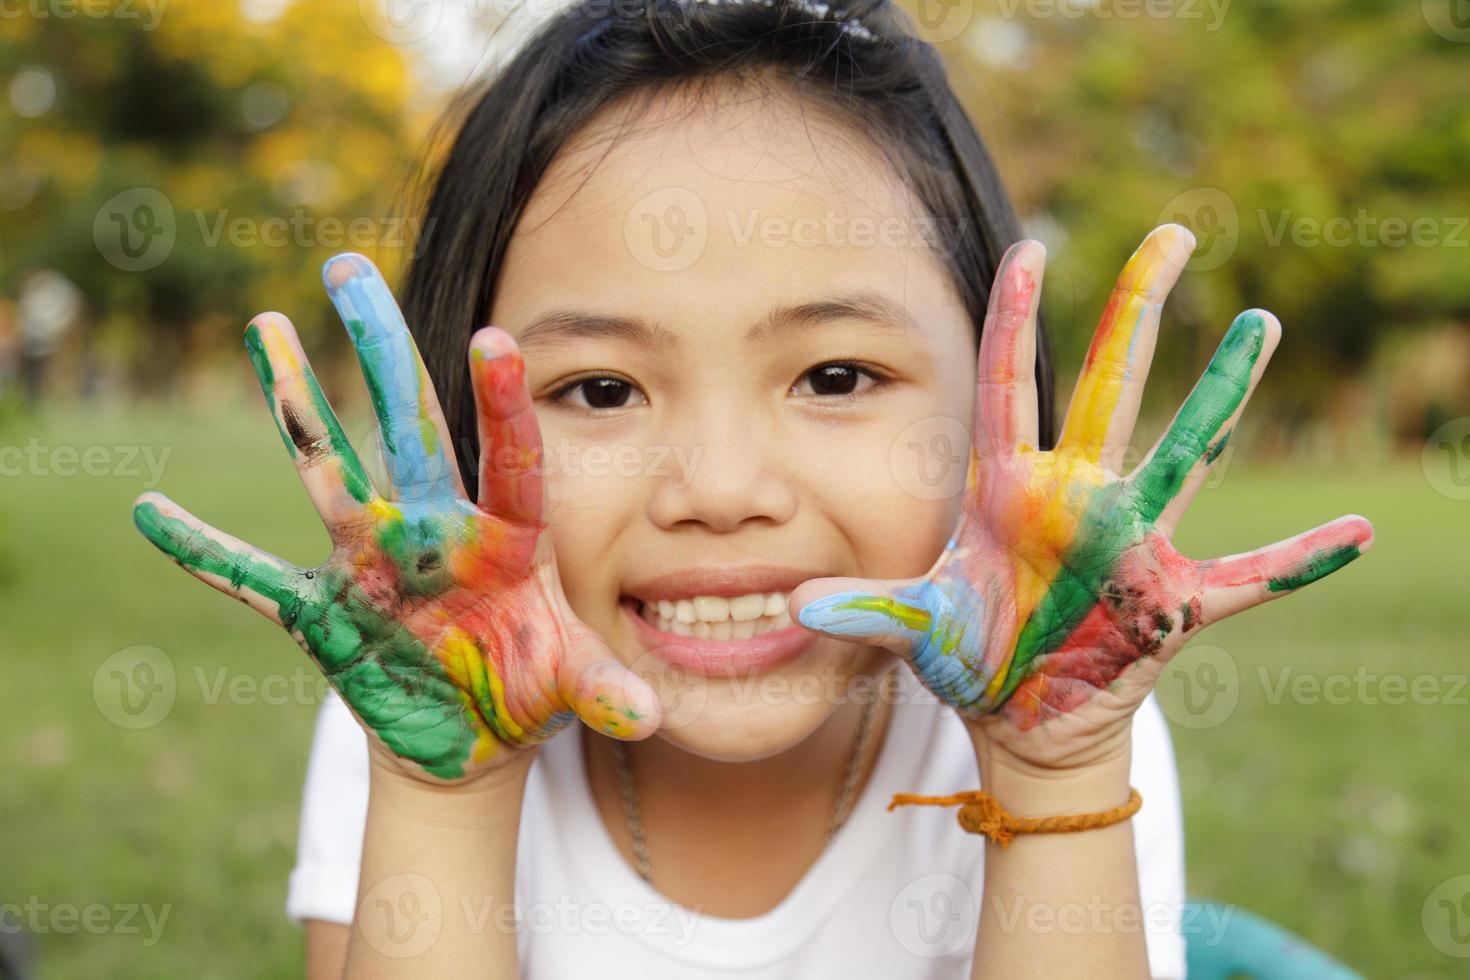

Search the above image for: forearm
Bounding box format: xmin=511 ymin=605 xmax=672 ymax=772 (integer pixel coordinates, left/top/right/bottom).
xmin=967 ymin=732 xmax=1149 ymax=980
xmin=343 ymin=751 xmax=534 ymax=979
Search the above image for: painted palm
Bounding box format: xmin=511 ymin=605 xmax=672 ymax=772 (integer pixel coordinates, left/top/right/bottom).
xmin=796 ymin=226 xmax=1372 ymax=746
xmin=133 ymin=254 xmax=660 ymax=782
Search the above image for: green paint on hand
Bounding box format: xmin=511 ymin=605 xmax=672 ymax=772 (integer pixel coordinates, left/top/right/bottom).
xmin=1267 ymin=543 xmax=1362 ymax=593
xmin=133 ymin=500 xmax=477 ymax=779
xmin=1134 ymin=312 xmax=1265 ymax=522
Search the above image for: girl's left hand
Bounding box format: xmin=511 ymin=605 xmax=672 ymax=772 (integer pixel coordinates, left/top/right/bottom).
xmin=791 ymin=224 xmax=1373 ymax=771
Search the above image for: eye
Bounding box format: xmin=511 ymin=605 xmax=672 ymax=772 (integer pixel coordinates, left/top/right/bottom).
xmin=547 ymin=374 xmax=648 ymax=411
xmin=791 ymin=362 xmax=888 ymax=399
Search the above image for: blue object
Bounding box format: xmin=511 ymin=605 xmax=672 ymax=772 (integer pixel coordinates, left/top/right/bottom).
xmin=1184 ymin=900 xmax=1361 ymax=979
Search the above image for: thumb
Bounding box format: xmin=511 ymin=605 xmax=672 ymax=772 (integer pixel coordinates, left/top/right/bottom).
xmin=789 ymin=576 xmax=933 ymax=657
xmin=558 ymin=626 xmax=662 ymax=741
xmin=793 ymin=576 xmax=999 ymax=713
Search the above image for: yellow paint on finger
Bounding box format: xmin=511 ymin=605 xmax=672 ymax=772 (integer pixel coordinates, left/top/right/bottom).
xmin=1055 ymin=232 xmax=1176 ymax=463
xmin=416 ymin=361 xmax=442 ymax=456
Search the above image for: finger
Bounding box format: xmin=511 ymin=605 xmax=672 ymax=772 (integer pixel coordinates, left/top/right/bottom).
xmin=243 ymin=312 xmax=378 ymax=535
xmin=793 ymin=576 xmax=996 ymax=713
xmin=791 ymin=577 xmax=931 ymax=654
xmin=1055 ymin=224 xmax=1195 ymax=470
xmin=323 ymin=253 xmax=464 ymax=501
xmin=1131 ymin=309 xmax=1280 ymax=527
xmin=974 ymin=240 xmax=1045 ymax=459
xmin=559 ymin=633 xmax=663 ymax=741
xmin=470 ymin=327 xmax=544 ymax=525
xmin=1152 ymin=310 xmax=1281 ymax=537
xmin=1199 ymin=515 xmax=1374 ymax=624
xmin=132 ymin=491 xmax=310 ymax=628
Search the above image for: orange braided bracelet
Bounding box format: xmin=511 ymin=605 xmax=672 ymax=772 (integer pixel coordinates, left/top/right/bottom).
xmin=887 ymin=788 xmax=1143 ymax=848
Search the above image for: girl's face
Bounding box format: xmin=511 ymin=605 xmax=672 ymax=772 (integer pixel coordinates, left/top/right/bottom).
xmin=489 ymin=82 xmax=978 ymax=761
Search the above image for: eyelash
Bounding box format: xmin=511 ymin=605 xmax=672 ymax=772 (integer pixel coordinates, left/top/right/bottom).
xmin=789 ymin=361 xmax=893 ymax=403
xmin=544 ymin=373 xmax=647 ymax=412
xmin=543 ymin=361 xmax=894 ymax=413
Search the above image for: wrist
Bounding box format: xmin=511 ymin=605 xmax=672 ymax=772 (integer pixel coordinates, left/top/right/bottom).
xmin=368 ymin=745 xmax=536 ymax=830
xmin=967 ymin=729 xmax=1133 ymax=818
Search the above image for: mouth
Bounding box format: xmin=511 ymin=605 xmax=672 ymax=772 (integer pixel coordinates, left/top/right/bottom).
xmin=619 ymin=568 xmax=824 ymax=677
xmin=633 ymin=591 xmax=793 ymax=638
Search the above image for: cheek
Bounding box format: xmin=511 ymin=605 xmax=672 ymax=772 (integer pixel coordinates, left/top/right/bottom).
xmin=796 ymin=412 xmax=969 ymax=581
xmin=867 ymin=369 xmax=972 ymax=576
xmin=540 ymin=439 xmax=640 ymax=616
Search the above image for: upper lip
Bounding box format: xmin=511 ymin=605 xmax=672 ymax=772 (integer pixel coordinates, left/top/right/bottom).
xmin=623 ymin=565 xmax=827 ymax=602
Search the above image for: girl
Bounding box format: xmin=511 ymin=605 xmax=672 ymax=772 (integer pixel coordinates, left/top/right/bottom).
xmin=132 ymin=0 xmax=1373 ymax=975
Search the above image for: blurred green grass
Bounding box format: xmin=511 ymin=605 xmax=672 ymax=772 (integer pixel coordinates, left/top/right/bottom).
xmin=1 ymin=404 xmax=1467 ymax=978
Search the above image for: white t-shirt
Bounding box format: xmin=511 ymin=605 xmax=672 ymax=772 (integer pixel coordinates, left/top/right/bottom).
xmin=287 ymin=665 xmax=1187 ymax=978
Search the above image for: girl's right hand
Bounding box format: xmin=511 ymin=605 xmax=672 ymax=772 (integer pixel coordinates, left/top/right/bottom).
xmin=793 ymin=226 xmax=1372 ymax=773
xmin=132 ymin=253 xmax=661 ymax=784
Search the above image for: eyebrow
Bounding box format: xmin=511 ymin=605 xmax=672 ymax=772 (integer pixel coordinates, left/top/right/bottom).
xmin=748 ymin=291 xmax=917 ymax=340
xmin=516 ymin=311 xmax=680 ymax=351
xmin=514 ymin=290 xmax=915 ymax=350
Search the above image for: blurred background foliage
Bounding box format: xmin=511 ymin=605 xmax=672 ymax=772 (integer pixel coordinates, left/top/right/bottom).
xmin=1 ymin=1 xmax=1467 ymax=978
xmin=0 ymin=0 xmax=424 ymax=402
xmin=942 ymin=0 xmax=1470 ymax=449
xmin=0 ymin=0 xmax=1465 ymax=439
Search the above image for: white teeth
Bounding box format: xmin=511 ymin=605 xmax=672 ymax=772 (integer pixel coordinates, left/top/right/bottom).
xmin=693 ymin=595 xmax=730 ymax=622
xmin=678 ymin=591 xmax=789 ymax=623
xmin=637 ymin=590 xmax=794 ymax=641
xmin=729 ymin=594 xmax=765 ymax=622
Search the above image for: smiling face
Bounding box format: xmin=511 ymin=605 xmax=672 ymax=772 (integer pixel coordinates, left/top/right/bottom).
xmin=488 ymin=78 xmax=979 ymax=761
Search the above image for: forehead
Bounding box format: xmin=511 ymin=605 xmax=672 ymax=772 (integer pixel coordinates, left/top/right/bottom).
xmin=490 ymin=78 xmax=966 ymax=338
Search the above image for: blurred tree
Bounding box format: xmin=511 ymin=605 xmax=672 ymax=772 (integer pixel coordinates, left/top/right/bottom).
xmin=1 ymin=0 xmax=1465 ymax=437
xmin=921 ymin=0 xmax=1470 ymax=439
xmin=0 ymin=0 xmax=424 ymax=394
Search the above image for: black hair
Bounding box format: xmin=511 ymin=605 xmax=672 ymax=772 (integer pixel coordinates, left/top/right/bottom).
xmin=402 ymin=0 xmax=1055 ymax=494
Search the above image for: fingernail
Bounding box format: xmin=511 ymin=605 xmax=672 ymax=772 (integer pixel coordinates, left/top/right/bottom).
xmin=470 ymin=327 xmax=518 ymax=361
xmin=322 ymin=252 xmax=374 ymax=290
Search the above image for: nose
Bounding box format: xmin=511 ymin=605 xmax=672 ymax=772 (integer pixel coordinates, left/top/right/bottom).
xmin=646 ymin=405 xmax=798 ymax=533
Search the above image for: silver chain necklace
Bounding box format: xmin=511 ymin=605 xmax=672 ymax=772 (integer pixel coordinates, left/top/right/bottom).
xmin=609 ymin=673 xmax=892 ymax=885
